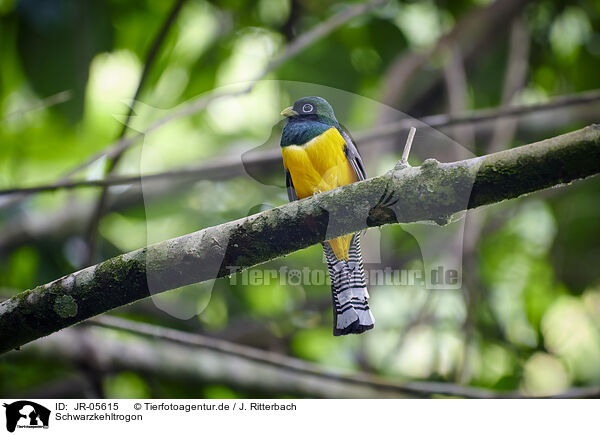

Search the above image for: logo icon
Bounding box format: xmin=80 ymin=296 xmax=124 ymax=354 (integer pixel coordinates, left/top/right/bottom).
xmin=3 ymin=401 xmax=50 ymax=433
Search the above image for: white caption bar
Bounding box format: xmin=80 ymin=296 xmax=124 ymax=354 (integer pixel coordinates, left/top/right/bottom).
xmin=1 ymin=399 xmax=595 ymax=435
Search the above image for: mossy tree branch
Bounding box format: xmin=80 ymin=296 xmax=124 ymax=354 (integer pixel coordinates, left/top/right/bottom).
xmin=1 ymin=125 xmax=599 ymax=354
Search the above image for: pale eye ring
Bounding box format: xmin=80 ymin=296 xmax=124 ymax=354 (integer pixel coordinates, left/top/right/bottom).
xmin=302 ymin=103 xmax=313 ymax=112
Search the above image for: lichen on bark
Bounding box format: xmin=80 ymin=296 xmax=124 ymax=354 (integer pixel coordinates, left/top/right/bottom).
xmin=53 ymin=295 xmax=78 ymax=318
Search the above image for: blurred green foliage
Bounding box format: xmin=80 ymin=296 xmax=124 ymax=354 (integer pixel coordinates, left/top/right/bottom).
xmin=1 ymin=0 xmax=600 ymax=399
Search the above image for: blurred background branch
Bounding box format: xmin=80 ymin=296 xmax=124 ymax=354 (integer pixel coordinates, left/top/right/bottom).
xmin=84 ymin=0 xmax=190 ymax=266
xmin=1 ymin=88 xmax=600 ymax=199
xmin=4 ymin=315 xmax=600 ymax=398
xmin=41 ymin=0 xmax=390 ymax=193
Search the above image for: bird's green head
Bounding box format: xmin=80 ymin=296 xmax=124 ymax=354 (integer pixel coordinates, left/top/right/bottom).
xmin=280 ymin=96 xmax=338 ymax=125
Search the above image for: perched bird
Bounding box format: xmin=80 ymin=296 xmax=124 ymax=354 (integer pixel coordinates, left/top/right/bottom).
xmin=280 ymin=96 xmax=374 ymax=335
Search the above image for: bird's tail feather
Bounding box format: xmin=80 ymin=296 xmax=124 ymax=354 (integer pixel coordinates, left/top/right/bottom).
xmin=324 ymin=233 xmax=374 ymax=336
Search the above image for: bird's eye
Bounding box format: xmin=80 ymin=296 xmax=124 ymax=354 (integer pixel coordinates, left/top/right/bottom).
xmin=302 ymin=103 xmax=313 ymax=113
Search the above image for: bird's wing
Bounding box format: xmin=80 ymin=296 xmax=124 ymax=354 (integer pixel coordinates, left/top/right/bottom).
xmin=285 ymin=169 xmax=298 ymax=201
xmin=339 ymin=127 xmax=367 ymax=181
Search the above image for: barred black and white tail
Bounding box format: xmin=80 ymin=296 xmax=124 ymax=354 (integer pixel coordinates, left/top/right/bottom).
xmin=323 ymin=233 xmax=375 ymax=336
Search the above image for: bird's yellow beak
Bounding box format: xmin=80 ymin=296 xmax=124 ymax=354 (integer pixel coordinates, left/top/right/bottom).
xmin=280 ymin=106 xmax=298 ymax=117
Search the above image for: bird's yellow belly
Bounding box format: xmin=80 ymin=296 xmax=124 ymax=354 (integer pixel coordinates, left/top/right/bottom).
xmin=282 ymin=127 xmax=357 ymax=260
xmin=281 ymin=127 xmax=356 ymax=197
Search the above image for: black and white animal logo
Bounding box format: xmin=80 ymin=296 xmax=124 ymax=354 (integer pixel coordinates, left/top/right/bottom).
xmin=3 ymin=401 xmax=50 ymax=433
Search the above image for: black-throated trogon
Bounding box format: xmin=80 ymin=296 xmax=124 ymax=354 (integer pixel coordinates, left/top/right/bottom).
xmin=280 ymin=96 xmax=374 ymax=335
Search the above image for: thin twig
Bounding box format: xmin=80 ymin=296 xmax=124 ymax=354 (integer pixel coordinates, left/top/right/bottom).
xmin=400 ymin=127 xmax=416 ymax=164
xmin=260 ymin=0 xmax=387 ymax=78
xmin=359 ymin=88 xmax=600 ymax=143
xmin=0 ymin=90 xmax=72 ymax=124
